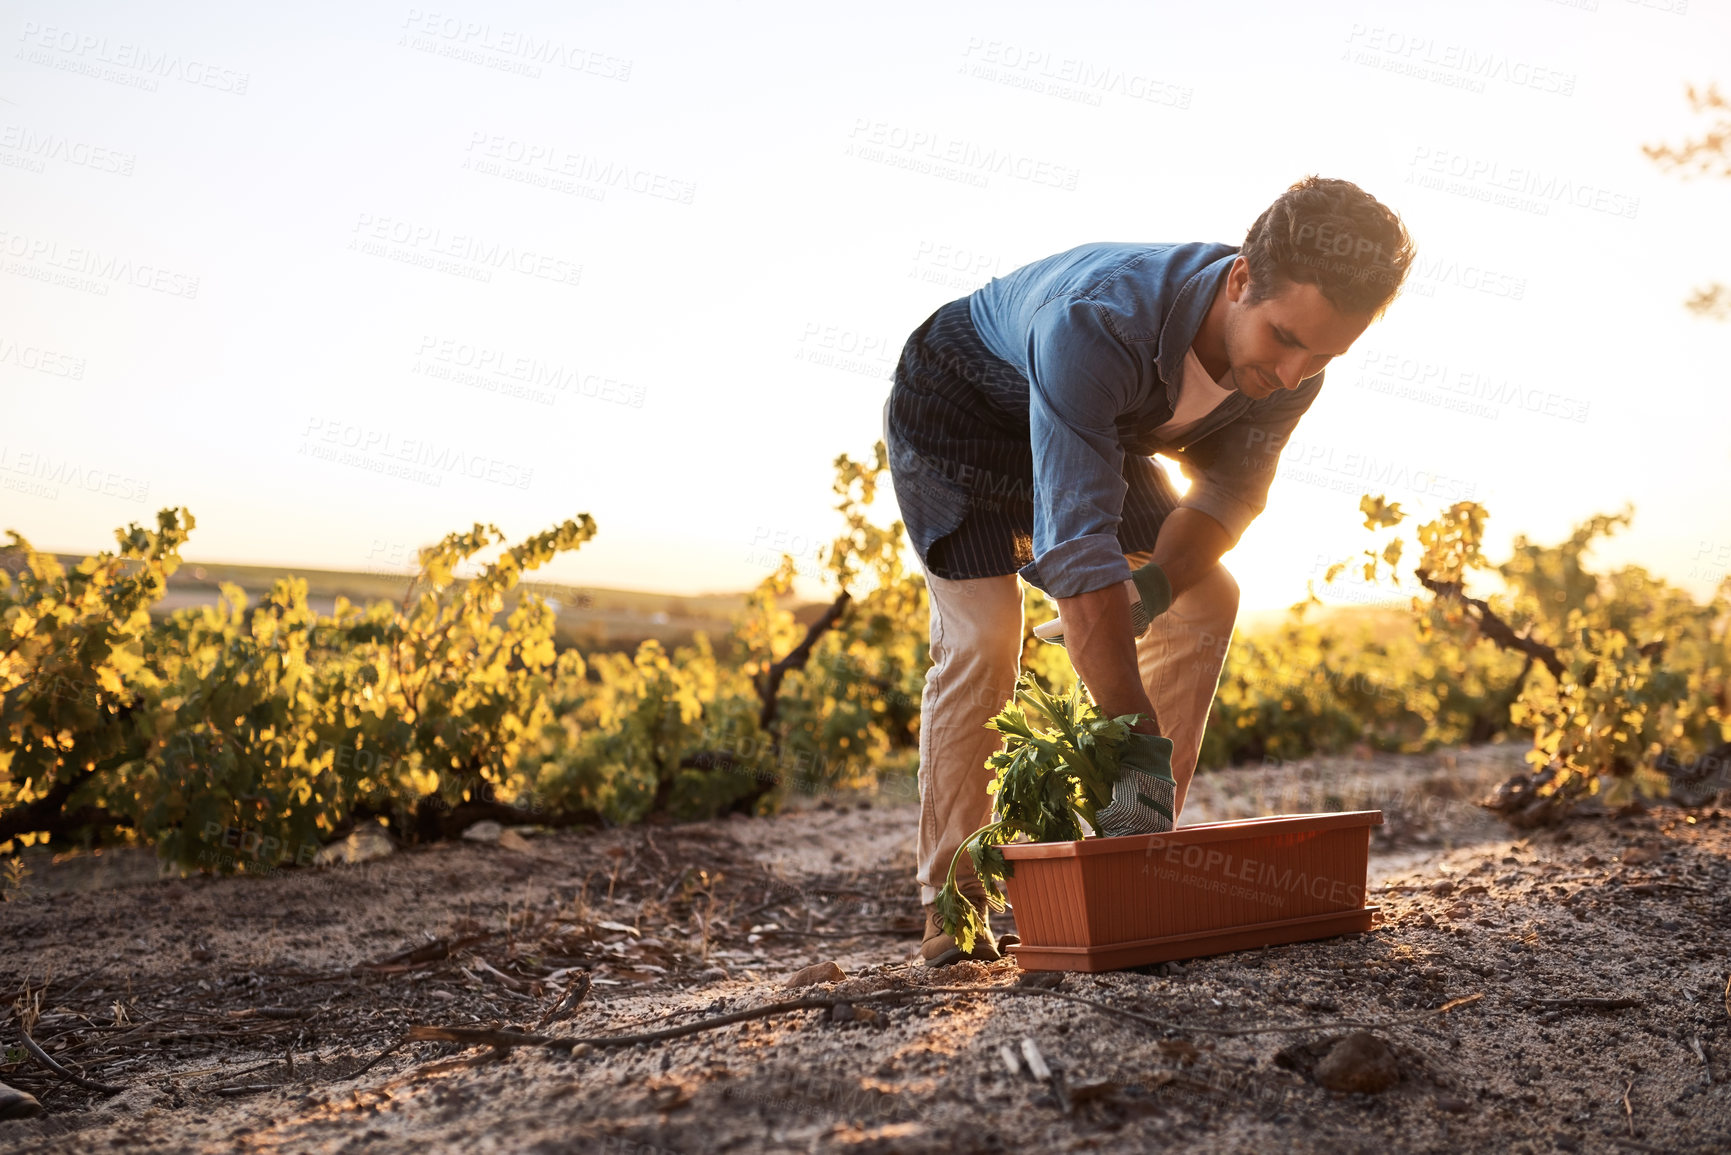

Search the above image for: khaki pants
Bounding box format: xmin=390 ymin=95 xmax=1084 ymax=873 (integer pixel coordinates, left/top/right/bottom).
xmin=912 ymin=551 xmax=1240 ymax=906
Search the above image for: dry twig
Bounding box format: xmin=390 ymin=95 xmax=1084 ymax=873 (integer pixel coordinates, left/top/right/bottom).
xmin=372 ymin=985 xmax=1487 ymax=1068
xmin=17 ymin=1025 xmax=124 ymax=1095
xmin=1533 ymin=997 xmax=1642 ymax=1011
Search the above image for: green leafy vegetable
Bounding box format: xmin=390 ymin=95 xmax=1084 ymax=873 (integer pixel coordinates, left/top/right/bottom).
xmin=934 ymin=671 xmax=1146 ymax=953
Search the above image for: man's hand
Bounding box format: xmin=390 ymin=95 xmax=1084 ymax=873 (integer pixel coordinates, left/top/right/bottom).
xmin=1095 ymin=731 xmax=1176 ymax=836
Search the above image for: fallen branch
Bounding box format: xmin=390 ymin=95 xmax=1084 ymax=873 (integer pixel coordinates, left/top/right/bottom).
xmin=1534 ymin=997 xmax=1642 ymax=1011
xmin=407 ymin=993 xmax=841 ymax=1049
xmin=1607 ymin=1138 xmax=1671 ymax=1155
xmin=376 ymin=1049 xmax=508 ymax=1091
xmin=372 ymin=985 xmax=1487 ymax=1067
xmin=946 ymin=986 xmax=1486 ymax=1039
xmin=349 ymin=1037 xmax=406 ymax=1079
xmin=17 ymin=1024 xmax=125 ymax=1095
xmin=749 ymin=926 xmax=919 ymax=940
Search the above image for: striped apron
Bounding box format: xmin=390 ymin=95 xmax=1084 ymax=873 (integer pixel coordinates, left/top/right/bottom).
xmin=883 ymin=297 xmax=1183 ymax=587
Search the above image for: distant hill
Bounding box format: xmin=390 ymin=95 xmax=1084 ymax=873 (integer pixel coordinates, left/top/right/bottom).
xmin=31 ymin=555 xmax=812 ymax=656
xmin=16 ymin=552 xmax=1386 ymax=655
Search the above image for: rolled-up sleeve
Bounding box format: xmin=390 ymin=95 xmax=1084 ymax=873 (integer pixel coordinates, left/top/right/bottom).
xmin=1017 ymin=300 xmax=1141 ymax=599
xmin=1168 ymin=369 xmax=1325 ymax=548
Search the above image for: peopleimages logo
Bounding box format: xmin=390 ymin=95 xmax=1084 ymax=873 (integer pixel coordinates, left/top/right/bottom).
xmin=0 ymin=445 xmax=150 ymax=502
xmin=1354 ymin=348 xmax=1591 ymax=424
xmin=1405 ymin=252 xmax=1527 ymax=301
xmin=298 ymin=418 xmax=534 ymax=490
xmin=1341 ymin=25 xmax=1576 ymax=96
xmin=398 ymin=8 xmax=632 ymax=80
xmin=1138 ymin=838 xmax=1367 ymax=908
xmin=17 ymin=21 xmax=251 ymax=94
xmin=412 ymin=336 xmax=647 ymax=408
xmin=0 ymin=228 xmax=200 ymax=298
xmin=1408 ymin=146 xmax=1640 ymax=220
xmin=957 ymin=38 xmax=1193 ymax=110
xmin=0 ymin=124 xmax=136 ymax=175
xmin=348 ymin=213 xmax=582 ymax=288
xmin=463 ymin=133 xmax=695 ymax=205
xmin=0 ymin=336 xmax=86 ymax=379
xmin=845 ymin=119 xmax=1081 ymax=191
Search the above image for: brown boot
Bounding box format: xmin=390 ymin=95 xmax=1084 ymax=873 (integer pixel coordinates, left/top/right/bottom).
xmin=919 ymin=889 xmax=1020 ymax=967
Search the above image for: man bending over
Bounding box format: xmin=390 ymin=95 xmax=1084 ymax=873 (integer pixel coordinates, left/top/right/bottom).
xmin=881 ymin=177 xmax=1415 ymax=966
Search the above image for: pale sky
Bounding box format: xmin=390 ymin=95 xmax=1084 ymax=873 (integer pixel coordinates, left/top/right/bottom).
xmin=4 ymin=0 xmax=1728 ymax=614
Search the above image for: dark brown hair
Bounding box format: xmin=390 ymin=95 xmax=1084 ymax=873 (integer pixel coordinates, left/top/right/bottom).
xmin=1241 ymin=176 xmax=1415 ymax=317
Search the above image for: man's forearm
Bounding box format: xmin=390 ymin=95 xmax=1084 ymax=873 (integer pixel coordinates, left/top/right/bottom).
xmin=1056 ymin=581 xmax=1161 ymax=735
xmin=1148 ymin=507 xmax=1232 ymax=600
xmin=1055 ymin=508 xmax=1235 ymax=736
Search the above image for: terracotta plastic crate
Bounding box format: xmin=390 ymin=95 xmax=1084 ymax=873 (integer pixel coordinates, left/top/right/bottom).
xmin=1001 ymin=811 xmax=1383 ymax=972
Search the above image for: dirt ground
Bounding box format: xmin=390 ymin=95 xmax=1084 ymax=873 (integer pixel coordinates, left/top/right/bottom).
xmin=3 ymin=741 xmax=1728 ymax=1155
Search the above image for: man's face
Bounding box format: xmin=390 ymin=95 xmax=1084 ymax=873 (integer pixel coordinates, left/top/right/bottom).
xmin=1220 ymin=258 xmax=1374 ymax=401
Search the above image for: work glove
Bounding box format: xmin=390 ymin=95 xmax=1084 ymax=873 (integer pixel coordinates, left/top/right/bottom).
xmin=1094 ymin=731 xmax=1176 ymax=837
xmin=1032 ymin=560 xmax=1173 ymax=648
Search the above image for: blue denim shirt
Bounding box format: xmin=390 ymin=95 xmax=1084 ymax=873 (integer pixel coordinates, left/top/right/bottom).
xmin=962 ymin=241 xmax=1326 ymax=598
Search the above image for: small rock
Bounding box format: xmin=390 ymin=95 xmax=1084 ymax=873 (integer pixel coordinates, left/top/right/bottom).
xmin=0 ymin=1081 xmax=42 ymax=1120
xmin=1429 ymin=880 xmax=1456 ymax=896
xmin=1435 ymin=1095 xmax=1470 ymax=1114
xmin=497 ymin=829 xmax=535 ymax=853
xmin=315 ymin=826 xmax=396 ymax=864
xmin=1619 ymin=846 xmax=1660 ymax=866
xmin=784 ymin=960 xmax=846 ymax=988
xmin=461 ymin=821 xmax=504 ymax=844
xmin=829 ymin=1002 xmax=856 ymax=1022
xmin=1314 ymin=1032 xmax=1400 ymax=1094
